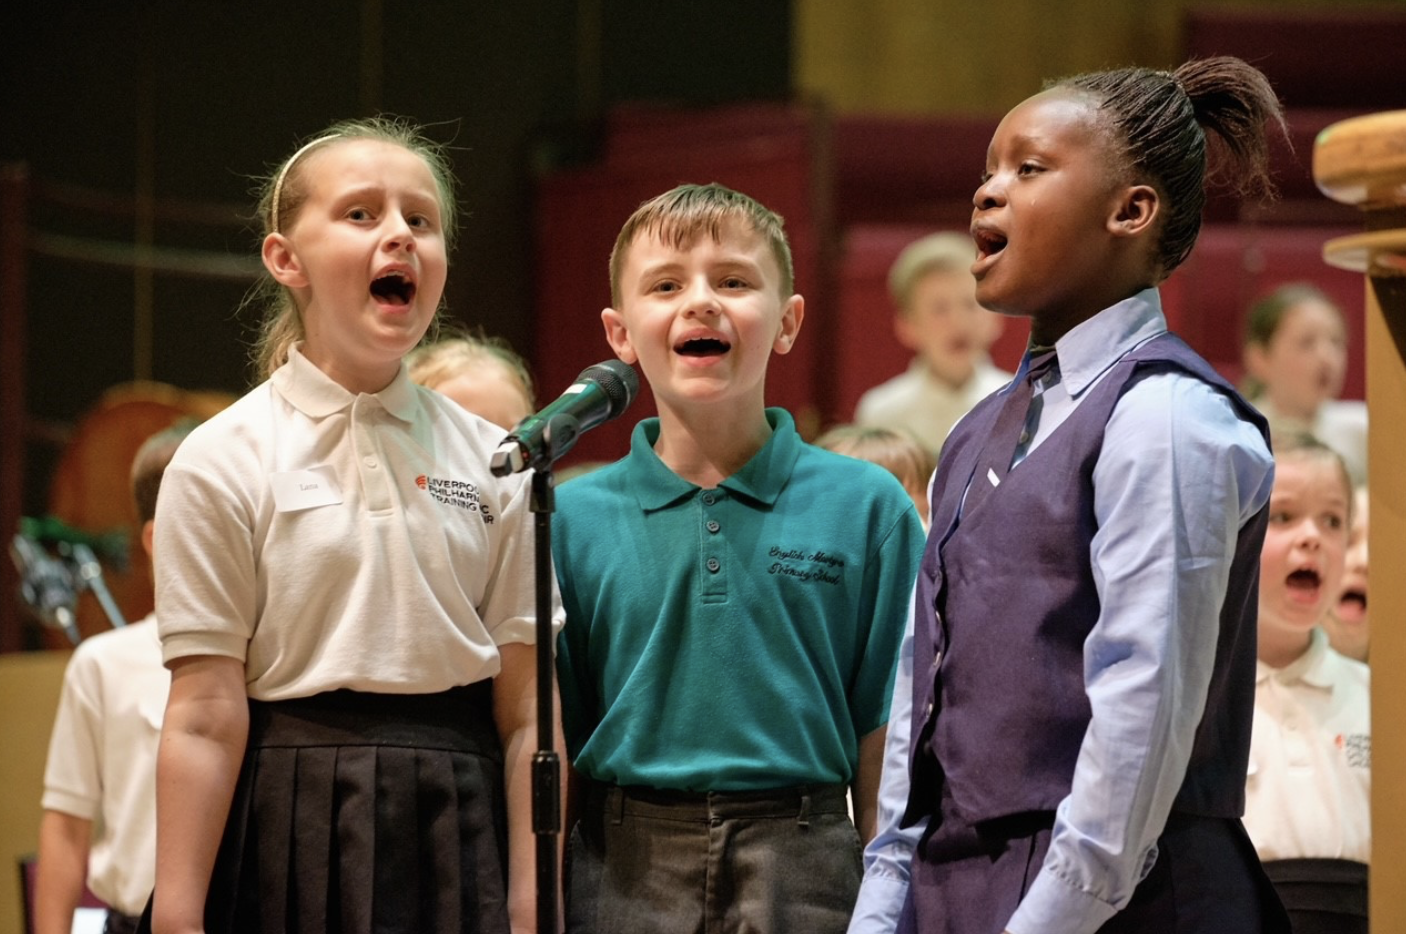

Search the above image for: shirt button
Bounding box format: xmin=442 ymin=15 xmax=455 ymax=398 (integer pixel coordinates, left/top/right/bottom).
xmin=706 ymin=557 xmax=721 ymax=573
xmin=706 ymin=519 xmax=721 ymax=533
xmin=363 ymin=456 xmax=378 ymax=468
xmin=702 ymin=492 xmax=716 ymax=505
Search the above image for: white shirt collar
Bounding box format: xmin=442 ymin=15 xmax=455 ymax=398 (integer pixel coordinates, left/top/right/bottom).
xmin=271 ymin=344 xmax=419 ymax=423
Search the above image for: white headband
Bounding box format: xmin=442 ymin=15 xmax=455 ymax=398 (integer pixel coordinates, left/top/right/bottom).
xmin=269 ymin=134 xmax=342 ymax=234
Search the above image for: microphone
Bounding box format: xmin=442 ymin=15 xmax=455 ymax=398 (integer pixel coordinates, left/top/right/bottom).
xmin=20 ymin=515 xmax=130 ymax=571
xmin=9 ymin=534 xmax=81 ymax=644
xmin=491 ymin=359 xmax=639 ymax=476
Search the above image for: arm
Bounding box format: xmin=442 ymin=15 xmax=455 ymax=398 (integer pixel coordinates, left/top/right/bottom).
xmin=151 ymin=655 xmax=248 ymax=934
xmin=1005 ymin=376 xmax=1273 ymax=934
xmin=852 ymin=726 xmax=887 ymax=843
xmin=847 ymin=606 xmax=925 ymax=934
xmin=33 ymin=810 xmax=92 ymax=934
xmin=495 ymin=641 xmax=564 ymax=934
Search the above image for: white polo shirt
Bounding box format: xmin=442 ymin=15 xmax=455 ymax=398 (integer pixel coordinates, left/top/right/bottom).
xmin=42 ymin=615 xmax=166 ymax=915
xmin=155 ymin=346 xmax=560 ymax=700
xmin=1243 ymin=627 xmax=1371 ymax=864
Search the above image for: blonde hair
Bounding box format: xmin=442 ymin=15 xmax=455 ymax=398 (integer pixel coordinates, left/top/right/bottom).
xmin=247 ymin=116 xmax=460 ymax=382
xmin=814 ymin=424 xmax=937 ymax=495
xmin=888 ymin=232 xmax=974 ymax=311
xmin=1269 ymin=428 xmax=1355 ymax=526
xmin=608 ymin=183 xmax=794 ymax=306
xmin=406 ymin=328 xmax=536 ymax=409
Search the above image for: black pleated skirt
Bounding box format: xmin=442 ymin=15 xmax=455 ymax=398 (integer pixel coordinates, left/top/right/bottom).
xmin=205 ymin=682 xmax=510 ymax=934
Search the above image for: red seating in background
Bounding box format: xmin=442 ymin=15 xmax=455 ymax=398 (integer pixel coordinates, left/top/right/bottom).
xmin=1185 ymin=8 xmax=1406 ymax=111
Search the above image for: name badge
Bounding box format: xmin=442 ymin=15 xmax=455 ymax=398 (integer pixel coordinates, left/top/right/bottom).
xmin=270 ymin=466 xmax=343 ymax=512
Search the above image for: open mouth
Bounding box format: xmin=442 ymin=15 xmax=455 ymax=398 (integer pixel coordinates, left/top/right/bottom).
xmin=1286 ymin=567 xmax=1321 ymax=595
xmin=370 ymin=270 xmax=416 ymax=306
xmin=675 ymin=337 xmax=731 ymax=357
xmin=1337 ymin=586 xmax=1368 ymax=621
xmin=972 ymin=228 xmax=1008 ymax=260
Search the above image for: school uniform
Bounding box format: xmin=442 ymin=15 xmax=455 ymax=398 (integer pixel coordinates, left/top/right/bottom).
xmin=42 ymin=616 xmax=166 ymax=923
xmin=1244 ymin=627 xmax=1370 ymax=933
xmin=554 ymin=408 xmax=925 ymax=933
xmin=855 ymin=356 xmax=1013 ymax=454
xmin=151 ymin=345 xmax=559 ymax=933
xmin=850 ymin=290 xmax=1287 ymax=934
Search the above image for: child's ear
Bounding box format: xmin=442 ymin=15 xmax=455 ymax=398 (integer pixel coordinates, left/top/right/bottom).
xmin=773 ymin=294 xmax=805 ymax=355
xmin=1109 ymin=184 xmax=1159 ymax=238
xmin=601 ymin=307 xmax=638 ymax=365
xmin=262 ymin=233 xmax=308 ymax=288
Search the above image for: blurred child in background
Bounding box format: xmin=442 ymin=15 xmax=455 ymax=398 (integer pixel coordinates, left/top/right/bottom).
xmin=408 ymin=328 xmax=537 ymax=431
xmin=816 ymin=424 xmax=937 ymax=529
xmin=1242 ymin=283 xmax=1367 ymax=484
xmin=854 ymin=232 xmax=1011 ymax=455
xmin=1322 ymin=485 xmax=1368 ymax=664
xmin=1243 ymin=432 xmax=1369 ymax=934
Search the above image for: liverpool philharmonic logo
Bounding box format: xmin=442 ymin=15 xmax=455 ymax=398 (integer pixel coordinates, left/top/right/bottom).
xmin=416 ymin=474 xmax=495 ymax=523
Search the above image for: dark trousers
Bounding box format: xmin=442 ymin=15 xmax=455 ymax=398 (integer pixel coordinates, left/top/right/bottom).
xmin=1263 ymin=858 xmax=1368 ymax=934
xmin=565 ymin=781 xmax=861 ymax=934
xmin=900 ymin=810 xmax=1291 ymax=934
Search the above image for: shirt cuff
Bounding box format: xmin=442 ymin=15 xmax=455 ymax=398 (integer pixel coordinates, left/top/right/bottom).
xmin=1006 ymin=864 xmax=1120 ymax=934
xmin=846 ymin=872 xmax=909 ymax=934
xmin=160 ymin=629 xmax=248 ymax=665
xmin=41 ymin=789 xmax=99 ymax=821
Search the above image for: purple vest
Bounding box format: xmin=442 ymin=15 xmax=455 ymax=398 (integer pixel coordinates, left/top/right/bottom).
xmin=903 ymin=333 xmax=1269 ymax=830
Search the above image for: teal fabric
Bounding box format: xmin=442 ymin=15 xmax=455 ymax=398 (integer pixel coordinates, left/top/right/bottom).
xmin=554 ymin=408 xmax=924 ymax=791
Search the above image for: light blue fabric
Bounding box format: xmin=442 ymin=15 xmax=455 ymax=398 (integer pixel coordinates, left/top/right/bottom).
xmin=849 ymin=290 xmax=1275 ymax=934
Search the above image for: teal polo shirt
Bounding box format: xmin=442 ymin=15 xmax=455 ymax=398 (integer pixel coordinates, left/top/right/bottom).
xmin=553 ymin=408 xmax=924 ymax=792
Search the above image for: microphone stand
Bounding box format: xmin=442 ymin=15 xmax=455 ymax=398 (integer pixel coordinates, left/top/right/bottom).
xmin=499 ymin=412 xmax=581 ymax=934
xmin=529 ymin=465 xmax=561 ymax=934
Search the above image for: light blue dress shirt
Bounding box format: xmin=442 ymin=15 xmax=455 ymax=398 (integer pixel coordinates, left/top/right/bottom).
xmin=847 ymin=289 xmax=1275 ymax=934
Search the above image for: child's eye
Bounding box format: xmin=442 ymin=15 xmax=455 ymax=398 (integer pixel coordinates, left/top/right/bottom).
xmin=1268 ymin=510 xmax=1290 ymax=525
xmin=652 ymin=280 xmax=679 ymax=294
xmin=1017 ymin=162 xmax=1042 ymax=177
xmin=721 ymin=277 xmax=749 ymax=290
xmin=979 ymin=171 xmax=993 ymax=185
xmin=408 ymin=214 xmax=433 ymax=229
xmin=1325 ymin=513 xmax=1346 ymax=531
xmin=347 ymin=208 xmax=372 ymax=222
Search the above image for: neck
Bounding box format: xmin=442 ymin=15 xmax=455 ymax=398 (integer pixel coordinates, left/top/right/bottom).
xmin=652 ymin=403 xmax=774 ymax=488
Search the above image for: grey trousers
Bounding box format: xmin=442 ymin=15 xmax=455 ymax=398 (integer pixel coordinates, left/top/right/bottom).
xmin=565 ymin=781 xmax=862 ymax=934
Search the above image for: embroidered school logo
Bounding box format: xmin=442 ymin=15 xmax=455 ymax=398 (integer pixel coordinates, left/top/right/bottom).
xmin=1336 ymin=733 xmax=1371 ymax=769
xmin=416 ymin=475 xmax=495 ymax=524
xmin=765 ymin=545 xmax=846 ymax=586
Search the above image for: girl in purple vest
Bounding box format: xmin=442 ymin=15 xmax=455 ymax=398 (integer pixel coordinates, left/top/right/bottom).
xmin=850 ymin=58 xmax=1292 ymax=934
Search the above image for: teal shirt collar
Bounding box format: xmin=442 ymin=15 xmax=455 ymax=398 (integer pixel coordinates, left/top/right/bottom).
xmin=627 ymin=408 xmax=803 ymax=511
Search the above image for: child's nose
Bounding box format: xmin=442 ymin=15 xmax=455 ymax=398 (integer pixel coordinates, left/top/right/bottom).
xmin=683 ymin=280 xmax=720 ymax=315
xmin=383 ymin=216 xmax=416 ymax=252
xmin=973 ymin=177 xmax=1001 ymax=210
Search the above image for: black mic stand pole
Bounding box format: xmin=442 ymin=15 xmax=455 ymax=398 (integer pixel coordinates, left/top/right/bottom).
xmin=530 ymin=465 xmax=560 ymax=934
xmin=523 ymin=414 xmax=581 ymax=934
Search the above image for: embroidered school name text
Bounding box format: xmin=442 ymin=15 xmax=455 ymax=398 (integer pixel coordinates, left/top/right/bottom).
xmin=417 ymin=475 xmax=495 ymax=523
xmin=767 ymin=546 xmax=845 ymax=585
